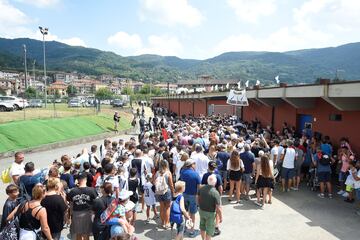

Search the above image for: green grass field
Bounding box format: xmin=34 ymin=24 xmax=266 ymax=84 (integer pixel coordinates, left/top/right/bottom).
xmin=0 ymin=113 xmax=132 ymax=153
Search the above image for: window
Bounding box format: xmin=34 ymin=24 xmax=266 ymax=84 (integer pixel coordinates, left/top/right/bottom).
xmin=329 ymin=114 xmax=342 ymax=121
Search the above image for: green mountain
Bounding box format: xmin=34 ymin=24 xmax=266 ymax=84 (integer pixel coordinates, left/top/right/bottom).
xmin=0 ymin=37 xmax=359 ymax=84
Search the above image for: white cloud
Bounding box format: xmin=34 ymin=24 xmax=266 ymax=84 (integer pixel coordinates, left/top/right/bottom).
xmin=0 ymin=0 xmax=33 ymax=37
xmin=214 ymin=0 xmax=360 ymax=55
xmin=227 ymin=0 xmax=277 ymax=23
xmin=59 ymin=37 xmax=86 ymax=47
xmin=139 ymin=0 xmax=204 ymax=27
xmin=136 ymin=35 xmax=183 ymax=56
xmin=107 ymin=31 xmax=183 ymax=56
xmin=14 ymin=0 xmax=60 ymax=8
xmin=107 ymin=32 xmax=142 ymax=50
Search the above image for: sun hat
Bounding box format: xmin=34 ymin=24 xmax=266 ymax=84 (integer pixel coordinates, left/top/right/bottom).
xmin=184 ymin=159 xmax=196 ymax=168
xmin=118 ymin=190 xmax=133 ymax=201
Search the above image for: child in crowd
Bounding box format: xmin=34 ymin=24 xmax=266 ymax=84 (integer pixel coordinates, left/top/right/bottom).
xmin=170 ymin=181 xmax=191 ymax=240
xmin=105 ymin=190 xmax=135 ymax=236
xmin=142 ymin=173 xmax=158 ymax=223
xmin=351 ymin=160 xmax=360 ymax=215
xmin=83 ymin=162 xmax=94 ymax=187
xmin=0 ymin=184 xmax=19 ymax=231
xmin=118 ymin=167 xmax=129 ymax=191
xmin=344 ymin=161 xmax=356 ymax=203
xmin=128 ymin=168 xmax=139 ymax=225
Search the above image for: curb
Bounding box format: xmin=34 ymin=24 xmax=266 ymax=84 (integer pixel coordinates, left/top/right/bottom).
xmin=0 ymin=128 xmax=134 ymax=159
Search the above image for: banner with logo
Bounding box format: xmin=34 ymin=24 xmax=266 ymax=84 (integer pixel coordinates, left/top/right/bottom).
xmin=226 ymin=89 xmax=249 ymax=106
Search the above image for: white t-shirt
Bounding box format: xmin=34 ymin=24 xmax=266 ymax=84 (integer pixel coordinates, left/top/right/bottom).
xmin=89 ymin=153 xmax=100 ymax=168
xmin=9 ymin=162 xmax=25 ymax=181
xmin=191 ymin=152 xmax=210 ymax=179
xmin=227 ymin=159 xmax=245 ymax=171
xmin=281 ymin=148 xmax=296 ymax=169
xmin=96 ymin=174 xmax=120 ymax=190
xmin=142 ymin=155 xmax=154 ymax=173
xmin=143 ymin=182 xmax=156 ymax=206
xmin=175 ymin=160 xmax=185 ymax=181
xmin=270 ymin=146 xmax=279 ymax=162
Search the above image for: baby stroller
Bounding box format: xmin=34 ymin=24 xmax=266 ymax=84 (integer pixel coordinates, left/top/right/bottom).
xmin=308 ymin=167 xmax=320 ymax=191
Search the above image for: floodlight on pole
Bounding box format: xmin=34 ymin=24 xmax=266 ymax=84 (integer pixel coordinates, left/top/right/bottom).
xmin=39 ymin=26 xmax=48 ymax=107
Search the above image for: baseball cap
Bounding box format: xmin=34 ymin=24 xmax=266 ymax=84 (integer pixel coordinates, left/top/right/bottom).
xmin=184 ymin=159 xmax=196 ymax=168
xmin=208 ymin=161 xmax=217 ymax=170
xmin=118 ymin=190 xmax=133 ymax=201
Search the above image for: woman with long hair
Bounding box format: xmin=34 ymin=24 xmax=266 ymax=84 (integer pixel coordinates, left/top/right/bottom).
xmin=7 ymin=184 xmax=53 ymax=240
xmin=255 ymin=155 xmax=274 ymax=207
xmin=207 ymin=145 xmax=217 ymax=161
xmin=227 ymin=150 xmax=244 ymax=203
xmin=155 ymin=160 xmax=175 ymax=229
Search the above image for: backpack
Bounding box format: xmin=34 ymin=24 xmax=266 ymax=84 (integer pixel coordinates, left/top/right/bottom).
xmin=155 ymin=172 xmax=169 ymax=195
xmin=170 ymin=194 xmax=183 ymax=224
xmin=319 ymin=153 xmax=331 ymax=166
xmin=1 ymin=167 xmax=11 ymax=184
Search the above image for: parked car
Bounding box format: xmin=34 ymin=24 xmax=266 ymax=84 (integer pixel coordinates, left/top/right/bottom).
xmin=112 ymin=99 xmax=124 ymax=108
xmin=100 ymin=99 xmax=111 ymax=105
xmin=29 ymin=99 xmax=43 ymax=108
xmin=68 ymin=99 xmax=82 ymax=107
xmin=0 ymin=100 xmax=14 ymax=112
xmin=0 ymin=96 xmax=28 ymax=110
xmin=55 ymin=99 xmax=62 ymax=103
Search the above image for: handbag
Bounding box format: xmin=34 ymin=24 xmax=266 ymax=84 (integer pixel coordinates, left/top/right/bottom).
xmin=0 ymin=201 xmax=26 ymax=240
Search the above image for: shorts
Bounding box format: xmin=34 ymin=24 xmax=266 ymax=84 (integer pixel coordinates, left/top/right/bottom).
xmin=318 ymin=172 xmax=331 ymax=183
xmin=229 ymin=170 xmax=242 ymax=181
xmin=183 ymin=194 xmax=198 ymax=214
xmin=219 ymin=170 xmax=228 ymax=181
xmin=199 ymin=209 xmax=216 ymax=236
xmin=174 ymin=220 xmax=185 ymax=235
xmin=242 ymin=173 xmax=252 ymax=186
xmin=281 ymin=167 xmax=295 ymax=180
xmin=346 ymin=185 xmax=354 ymax=192
xmin=294 ymin=166 xmax=302 ymax=177
xmin=156 ymin=190 xmax=172 ymax=202
xmin=355 ymin=189 xmax=360 ymax=200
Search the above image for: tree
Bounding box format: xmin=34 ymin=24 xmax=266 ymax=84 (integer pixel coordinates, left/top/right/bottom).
xmin=121 ymin=86 xmax=133 ymax=95
xmin=140 ymin=84 xmax=162 ymax=96
xmin=25 ymin=87 xmax=37 ymax=98
xmin=95 ymin=87 xmax=113 ymax=100
xmin=67 ymin=85 xmax=77 ymax=97
xmin=54 ymin=89 xmax=61 ymax=99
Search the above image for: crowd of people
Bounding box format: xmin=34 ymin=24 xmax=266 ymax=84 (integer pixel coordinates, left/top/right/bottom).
xmin=1 ymin=104 xmax=359 ymax=240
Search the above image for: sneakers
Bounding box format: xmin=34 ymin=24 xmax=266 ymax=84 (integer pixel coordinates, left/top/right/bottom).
xmin=344 ymin=198 xmax=355 ymax=203
xmin=145 ymin=218 xmax=150 ymax=224
xmin=290 ymin=187 xmax=299 ymax=191
xmin=337 ymin=190 xmax=345 ymax=195
xmin=342 ymin=192 xmax=349 ymax=198
xmin=318 ymin=193 xmax=325 ymax=198
xmin=328 ymin=194 xmax=333 ymax=199
xmin=213 ymin=227 xmax=221 ymax=236
xmin=254 ymin=201 xmax=263 ymax=207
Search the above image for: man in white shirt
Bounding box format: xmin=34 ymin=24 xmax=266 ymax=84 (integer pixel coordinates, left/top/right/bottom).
xmin=191 ymin=145 xmax=210 ymax=179
xmin=280 ymin=140 xmax=296 ymax=192
xmin=89 ymin=145 xmax=100 ymax=169
xmin=10 ymin=152 xmax=25 ymax=184
xmin=142 ymin=148 xmax=154 ymax=175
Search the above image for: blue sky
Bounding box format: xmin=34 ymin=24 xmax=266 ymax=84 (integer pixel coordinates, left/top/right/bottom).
xmin=1 ymin=0 xmax=360 ymax=59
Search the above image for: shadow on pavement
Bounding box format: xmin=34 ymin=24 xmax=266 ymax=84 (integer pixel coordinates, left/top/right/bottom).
xmin=273 ymin=183 xmax=360 ymax=239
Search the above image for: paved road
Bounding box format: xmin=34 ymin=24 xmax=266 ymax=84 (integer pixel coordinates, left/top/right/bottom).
xmin=1 ymin=135 xmax=359 ymax=239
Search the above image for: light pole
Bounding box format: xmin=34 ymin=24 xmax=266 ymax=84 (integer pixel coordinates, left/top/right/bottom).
xmin=39 ymin=26 xmax=48 ymax=107
xmin=23 ymin=44 xmax=27 ymax=120
xmin=33 ymin=60 xmax=37 ymax=99
xmin=23 ymin=44 xmax=28 ymax=90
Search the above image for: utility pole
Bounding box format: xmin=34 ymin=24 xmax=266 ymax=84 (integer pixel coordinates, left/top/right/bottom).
xmin=39 ymin=26 xmax=48 ymax=107
xmin=23 ymin=44 xmax=28 ymax=90
xmin=33 ymin=60 xmax=37 ymax=99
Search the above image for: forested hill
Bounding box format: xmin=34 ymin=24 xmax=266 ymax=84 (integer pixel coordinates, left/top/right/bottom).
xmin=1 ymin=37 xmax=359 ymax=84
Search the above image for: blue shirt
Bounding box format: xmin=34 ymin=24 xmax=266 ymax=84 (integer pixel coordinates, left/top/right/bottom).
xmin=179 ymin=168 xmax=201 ymax=195
xmin=320 ymin=143 xmax=332 ymax=156
xmin=201 ymin=172 xmax=222 ymax=189
xmin=240 ymin=151 xmax=255 ymax=174
xmin=217 ymin=151 xmax=230 ymax=171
